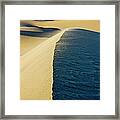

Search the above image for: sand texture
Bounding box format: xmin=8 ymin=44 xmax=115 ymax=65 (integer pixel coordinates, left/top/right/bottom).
xmin=20 ymin=30 xmax=65 ymax=100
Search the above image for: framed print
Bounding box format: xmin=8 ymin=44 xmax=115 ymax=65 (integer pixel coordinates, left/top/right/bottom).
xmin=0 ymin=0 xmax=120 ymax=119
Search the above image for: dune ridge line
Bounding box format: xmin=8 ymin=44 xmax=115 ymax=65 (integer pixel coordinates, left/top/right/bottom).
xmin=20 ymin=30 xmax=66 ymax=100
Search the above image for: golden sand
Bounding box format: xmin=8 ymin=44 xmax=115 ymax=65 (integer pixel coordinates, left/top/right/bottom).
xmin=20 ymin=30 xmax=65 ymax=100
xmin=20 ymin=35 xmax=47 ymax=55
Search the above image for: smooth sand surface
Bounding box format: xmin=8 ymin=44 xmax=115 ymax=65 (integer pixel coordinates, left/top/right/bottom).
xmin=21 ymin=20 xmax=100 ymax=32
xmin=20 ymin=35 xmax=47 ymax=55
xmin=20 ymin=30 xmax=65 ymax=100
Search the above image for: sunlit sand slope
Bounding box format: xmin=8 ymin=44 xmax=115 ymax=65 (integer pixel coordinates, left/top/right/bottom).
xmin=20 ymin=30 xmax=65 ymax=100
xmin=20 ymin=35 xmax=47 ymax=55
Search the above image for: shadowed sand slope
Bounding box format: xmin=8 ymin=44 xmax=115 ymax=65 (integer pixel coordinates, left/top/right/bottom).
xmin=20 ymin=23 xmax=61 ymax=37
xmin=20 ymin=30 xmax=65 ymax=100
xmin=53 ymin=29 xmax=100 ymax=100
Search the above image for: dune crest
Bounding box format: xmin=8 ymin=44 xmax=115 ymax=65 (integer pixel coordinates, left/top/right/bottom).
xmin=20 ymin=30 xmax=65 ymax=100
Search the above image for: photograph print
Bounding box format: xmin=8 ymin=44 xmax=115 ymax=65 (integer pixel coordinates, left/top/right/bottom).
xmin=20 ymin=20 xmax=100 ymax=100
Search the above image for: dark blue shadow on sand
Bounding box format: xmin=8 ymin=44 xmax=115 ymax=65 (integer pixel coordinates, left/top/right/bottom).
xmin=53 ymin=29 xmax=100 ymax=100
xmin=20 ymin=23 xmax=60 ymax=37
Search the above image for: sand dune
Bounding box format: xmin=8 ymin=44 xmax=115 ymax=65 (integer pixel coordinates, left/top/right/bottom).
xmin=21 ymin=20 xmax=100 ymax=32
xmin=20 ymin=28 xmax=100 ymax=100
xmin=20 ymin=20 xmax=100 ymax=100
xmin=20 ymin=30 xmax=65 ymax=100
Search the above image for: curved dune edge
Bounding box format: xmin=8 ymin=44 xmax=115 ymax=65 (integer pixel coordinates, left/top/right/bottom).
xmin=20 ymin=30 xmax=65 ymax=100
xmin=20 ymin=27 xmax=99 ymax=100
